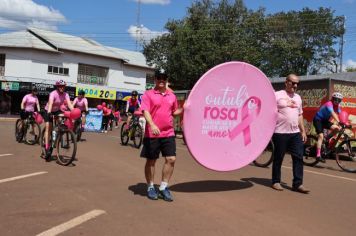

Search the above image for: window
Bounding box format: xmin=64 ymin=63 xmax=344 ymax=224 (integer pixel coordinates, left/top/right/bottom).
xmin=77 ymin=63 xmax=108 ymax=86
xmin=48 ymin=65 xmax=69 ymax=76
xmin=0 ymin=54 xmax=5 ymax=76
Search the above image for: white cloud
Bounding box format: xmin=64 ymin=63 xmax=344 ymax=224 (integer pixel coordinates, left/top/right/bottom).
xmin=132 ymin=0 xmax=170 ymax=5
xmin=128 ymin=25 xmax=167 ymax=44
xmin=344 ymin=59 xmax=356 ymax=69
xmin=343 ymin=0 xmax=355 ymax=4
xmin=0 ymin=0 xmax=66 ymax=30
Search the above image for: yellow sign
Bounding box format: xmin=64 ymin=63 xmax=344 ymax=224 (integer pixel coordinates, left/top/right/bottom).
xmin=76 ymin=87 xmax=116 ymax=100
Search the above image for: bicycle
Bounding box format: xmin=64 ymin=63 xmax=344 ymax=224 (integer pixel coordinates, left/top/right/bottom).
xmin=120 ymin=112 xmax=143 ymax=148
xmin=40 ymin=113 xmax=77 ymax=166
xmin=15 ymin=112 xmax=41 ymax=145
xmin=253 ymin=140 xmax=275 ymax=167
xmin=303 ymin=123 xmax=356 ymax=173
xmin=73 ymin=116 xmax=83 ymax=142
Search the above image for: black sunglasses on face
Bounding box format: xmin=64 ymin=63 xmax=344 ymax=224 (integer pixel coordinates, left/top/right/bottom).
xmin=287 ymin=79 xmax=299 ymax=86
xmin=333 ymin=98 xmax=342 ymax=103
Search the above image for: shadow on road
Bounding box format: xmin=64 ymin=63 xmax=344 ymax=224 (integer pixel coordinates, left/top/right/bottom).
xmin=241 ymin=177 xmax=292 ymax=190
xmin=128 ymin=183 xmax=149 ymax=197
xmin=170 ymin=180 xmax=253 ymax=193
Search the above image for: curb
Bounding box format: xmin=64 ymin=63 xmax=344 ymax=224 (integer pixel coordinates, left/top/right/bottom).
xmin=0 ymin=117 xmax=18 ymax=121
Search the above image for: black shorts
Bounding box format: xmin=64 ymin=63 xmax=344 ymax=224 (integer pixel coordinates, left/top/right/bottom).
xmin=313 ymin=117 xmax=333 ymax=134
xmin=43 ymin=110 xmax=62 ymax=123
xmin=140 ymin=136 xmax=176 ymax=159
xmin=20 ymin=110 xmax=33 ymax=120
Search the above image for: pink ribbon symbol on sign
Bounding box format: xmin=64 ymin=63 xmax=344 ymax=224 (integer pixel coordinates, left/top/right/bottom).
xmin=228 ymin=96 xmax=261 ymax=145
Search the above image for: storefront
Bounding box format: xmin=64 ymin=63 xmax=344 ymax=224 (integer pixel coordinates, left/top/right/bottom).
xmin=0 ymin=81 xmax=77 ymax=115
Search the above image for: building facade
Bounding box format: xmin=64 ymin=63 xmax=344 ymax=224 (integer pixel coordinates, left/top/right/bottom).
xmin=0 ymin=28 xmax=154 ymax=114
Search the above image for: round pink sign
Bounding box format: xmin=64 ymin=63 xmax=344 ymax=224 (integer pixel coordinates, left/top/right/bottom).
xmin=183 ymin=62 xmax=277 ymax=171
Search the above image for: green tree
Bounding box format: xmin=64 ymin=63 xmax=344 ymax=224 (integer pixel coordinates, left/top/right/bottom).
xmin=143 ymin=0 xmax=344 ymax=90
xmin=346 ymin=67 xmax=356 ymax=72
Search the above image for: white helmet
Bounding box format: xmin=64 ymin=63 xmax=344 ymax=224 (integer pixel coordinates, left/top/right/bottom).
xmin=332 ymin=92 xmax=343 ymax=100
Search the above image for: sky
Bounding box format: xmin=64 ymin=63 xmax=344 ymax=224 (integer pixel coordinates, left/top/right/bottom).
xmin=0 ymin=0 xmax=355 ymax=69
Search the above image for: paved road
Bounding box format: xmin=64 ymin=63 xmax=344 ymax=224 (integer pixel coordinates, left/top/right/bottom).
xmin=0 ymin=120 xmax=355 ymax=236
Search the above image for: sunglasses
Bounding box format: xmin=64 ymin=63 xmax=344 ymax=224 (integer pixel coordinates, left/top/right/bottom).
xmin=333 ymin=98 xmax=342 ymax=103
xmin=287 ymin=79 xmax=299 ymax=86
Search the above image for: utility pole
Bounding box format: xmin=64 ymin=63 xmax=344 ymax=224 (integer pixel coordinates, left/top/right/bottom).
xmin=339 ymin=16 xmax=345 ymax=73
xmin=135 ymin=0 xmax=141 ymax=51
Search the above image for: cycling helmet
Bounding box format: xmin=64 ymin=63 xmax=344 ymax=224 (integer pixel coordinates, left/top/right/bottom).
xmin=131 ymin=90 xmax=138 ymax=96
xmin=55 ymin=79 xmax=67 ymax=86
xmin=332 ymin=92 xmax=343 ymax=100
xmin=78 ymin=90 xmax=85 ymax=96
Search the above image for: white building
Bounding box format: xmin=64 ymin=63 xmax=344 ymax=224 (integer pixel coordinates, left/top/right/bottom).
xmin=0 ymin=28 xmax=154 ymax=114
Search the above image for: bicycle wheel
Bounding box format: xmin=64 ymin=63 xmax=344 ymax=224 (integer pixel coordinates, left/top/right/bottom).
xmin=75 ymin=123 xmax=82 ymax=142
xmin=56 ymin=129 xmax=77 ymax=166
xmin=335 ymin=139 xmax=356 ymax=173
xmin=303 ymin=135 xmax=319 ymax=166
xmin=40 ymin=127 xmax=52 ymax=159
xmin=133 ymin=125 xmax=143 ymax=149
xmin=253 ymin=140 xmax=274 ymax=167
xmin=120 ymin=122 xmax=129 ymax=145
xmin=24 ymin=122 xmax=41 ymax=145
xmin=15 ymin=119 xmax=24 ymax=142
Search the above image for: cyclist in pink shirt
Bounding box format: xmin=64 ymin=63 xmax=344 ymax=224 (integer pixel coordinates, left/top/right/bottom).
xmin=140 ymin=70 xmax=183 ymax=201
xmin=20 ymin=87 xmax=40 ymax=119
xmin=73 ymin=90 xmax=88 ymax=129
xmin=43 ymin=79 xmax=74 ymax=161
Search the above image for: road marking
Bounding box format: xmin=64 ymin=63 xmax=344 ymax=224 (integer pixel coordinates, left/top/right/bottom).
xmin=0 ymin=172 xmax=47 ymax=184
xmin=36 ymin=209 xmax=106 ymax=236
xmin=282 ymin=166 xmax=356 ymax=182
xmin=0 ymin=153 xmax=13 ymax=157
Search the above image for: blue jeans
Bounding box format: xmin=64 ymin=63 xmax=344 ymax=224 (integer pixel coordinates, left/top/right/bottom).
xmin=272 ymin=133 xmax=304 ymax=188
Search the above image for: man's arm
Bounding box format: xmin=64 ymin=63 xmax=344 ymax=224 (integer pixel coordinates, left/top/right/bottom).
xmin=173 ymin=107 xmax=183 ymax=116
xmin=298 ymin=114 xmax=307 ymax=142
xmin=143 ymin=110 xmax=160 ymax=136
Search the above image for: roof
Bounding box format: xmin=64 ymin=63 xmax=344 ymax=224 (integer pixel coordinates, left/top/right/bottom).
xmin=28 ymin=27 xmax=123 ymax=60
xmin=0 ymin=31 xmax=58 ymax=52
xmin=270 ymin=72 xmax=356 ymax=83
xmin=0 ymin=28 xmax=152 ymax=69
xmin=106 ymin=46 xmax=152 ymax=69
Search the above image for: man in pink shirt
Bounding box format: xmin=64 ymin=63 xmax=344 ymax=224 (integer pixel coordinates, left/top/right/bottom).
xmin=272 ymin=74 xmax=309 ymax=193
xmin=140 ymin=70 xmax=183 ymax=201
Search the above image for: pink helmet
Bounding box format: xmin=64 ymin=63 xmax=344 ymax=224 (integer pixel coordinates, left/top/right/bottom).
xmin=55 ymin=79 xmax=67 ymax=86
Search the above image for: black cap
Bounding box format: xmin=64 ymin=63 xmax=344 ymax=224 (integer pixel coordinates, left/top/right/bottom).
xmin=131 ymin=90 xmax=138 ymax=96
xmin=78 ymin=90 xmax=85 ymax=95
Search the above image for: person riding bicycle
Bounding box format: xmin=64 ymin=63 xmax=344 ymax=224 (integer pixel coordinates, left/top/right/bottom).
xmin=72 ymin=90 xmax=88 ymax=130
xmin=20 ymin=87 xmax=40 ymax=120
xmin=125 ymin=90 xmax=141 ymax=128
xmin=43 ymin=79 xmax=73 ymax=161
xmin=313 ymin=92 xmax=343 ymax=162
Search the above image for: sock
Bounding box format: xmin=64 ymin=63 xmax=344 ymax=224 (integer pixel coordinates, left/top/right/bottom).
xmin=147 ymin=182 xmax=154 ymax=191
xmin=316 ymin=148 xmax=321 ymax=157
xmin=45 ymin=143 xmax=49 ymax=150
xmin=159 ymin=181 xmax=168 ymax=191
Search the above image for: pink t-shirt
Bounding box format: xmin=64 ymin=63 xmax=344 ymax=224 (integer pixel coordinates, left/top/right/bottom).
xmin=45 ymin=90 xmax=70 ymax=112
xmin=274 ymin=90 xmax=303 ymax=134
xmin=73 ymin=97 xmax=88 ymax=111
xmin=141 ymin=89 xmax=178 ymax=138
xmin=22 ymin=94 xmax=38 ymax=112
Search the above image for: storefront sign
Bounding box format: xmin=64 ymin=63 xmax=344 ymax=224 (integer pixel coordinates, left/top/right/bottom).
xmin=1 ymin=82 xmax=19 ymax=91
xmin=76 ymin=86 xmax=116 ymax=100
xmin=32 ymin=83 xmax=54 ymax=96
xmin=183 ymin=62 xmax=277 ymax=171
